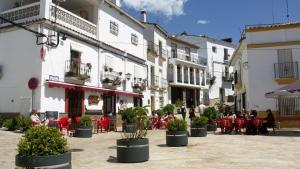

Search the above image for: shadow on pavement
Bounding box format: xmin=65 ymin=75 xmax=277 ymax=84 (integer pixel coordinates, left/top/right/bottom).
xmin=156 ymin=144 xmax=168 ymax=147
xmin=108 ymin=146 xmax=117 ymax=149
xmin=266 ymin=130 xmax=300 ymax=137
xmin=70 ymin=148 xmax=84 ymax=152
xmin=107 ymin=156 xmax=118 ymax=163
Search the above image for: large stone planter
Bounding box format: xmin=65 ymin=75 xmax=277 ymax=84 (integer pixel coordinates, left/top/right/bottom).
xmin=15 ymin=151 xmax=71 ymax=169
xmin=122 ymin=123 xmax=137 ymax=133
xmin=75 ymin=126 xmax=92 ymax=138
xmin=117 ymin=138 xmax=149 ymax=163
xmin=190 ymin=125 xmax=207 ymax=137
xmin=166 ymin=131 xmax=188 ymax=147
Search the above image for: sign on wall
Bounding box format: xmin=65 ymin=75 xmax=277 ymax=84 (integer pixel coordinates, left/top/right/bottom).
xmin=88 ymin=95 xmax=100 ymax=105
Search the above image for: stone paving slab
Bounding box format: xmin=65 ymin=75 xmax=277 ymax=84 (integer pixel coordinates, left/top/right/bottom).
xmin=0 ymin=128 xmax=300 ymax=169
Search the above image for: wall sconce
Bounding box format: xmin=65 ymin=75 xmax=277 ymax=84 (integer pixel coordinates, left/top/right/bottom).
xmin=125 ymin=73 xmax=132 ymax=81
xmin=242 ymin=62 xmax=248 ymax=69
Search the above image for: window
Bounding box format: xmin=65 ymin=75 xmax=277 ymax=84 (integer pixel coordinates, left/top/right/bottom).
xmin=212 ymin=46 xmax=217 ymax=53
xmin=110 ymin=21 xmax=118 ymax=36
xmin=185 ymin=47 xmax=191 ymax=61
xmin=278 ymin=97 xmax=300 ymax=116
xmin=276 ymin=49 xmax=295 ymax=79
xmin=171 ymin=43 xmax=177 ymax=58
xmin=224 ymin=48 xmax=229 ymax=61
xmin=131 ymin=33 xmax=138 ymax=45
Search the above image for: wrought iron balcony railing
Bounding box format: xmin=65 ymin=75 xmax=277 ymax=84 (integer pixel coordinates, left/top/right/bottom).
xmin=65 ymin=60 xmax=91 ymax=81
xmin=274 ymin=62 xmax=299 ymax=79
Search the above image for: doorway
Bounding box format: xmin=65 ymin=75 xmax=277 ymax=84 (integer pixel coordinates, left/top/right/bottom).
xmin=66 ymin=89 xmax=84 ymax=118
xmin=103 ymin=94 xmax=116 ymax=116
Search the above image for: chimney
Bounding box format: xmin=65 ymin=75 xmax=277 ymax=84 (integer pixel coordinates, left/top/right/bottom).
xmin=109 ymin=0 xmax=121 ymax=7
xmin=141 ymin=11 xmax=147 ymax=22
xmin=221 ymin=38 xmax=232 ymax=43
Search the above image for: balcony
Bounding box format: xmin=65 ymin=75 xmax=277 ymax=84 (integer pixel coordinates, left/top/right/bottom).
xmin=132 ymin=77 xmax=146 ymax=93
xmin=148 ymin=41 xmax=167 ymax=60
xmin=65 ymin=60 xmax=91 ymax=84
xmin=0 ymin=1 xmax=97 ymax=39
xmin=274 ymin=62 xmax=299 ymax=79
xmin=159 ymin=78 xmax=168 ymax=91
xmin=102 ymin=69 xmax=122 ymax=89
xmin=151 ymin=75 xmax=159 ymax=89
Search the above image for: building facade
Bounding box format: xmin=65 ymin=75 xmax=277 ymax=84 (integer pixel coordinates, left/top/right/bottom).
xmin=230 ymin=22 xmax=300 ymax=127
xmin=167 ymin=37 xmax=205 ymax=108
xmin=0 ymin=0 xmax=147 ymax=117
xmin=143 ymin=19 xmax=169 ymax=112
xmin=177 ymin=34 xmax=235 ymax=106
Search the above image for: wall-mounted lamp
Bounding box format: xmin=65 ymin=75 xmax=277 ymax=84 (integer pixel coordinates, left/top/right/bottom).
xmin=242 ymin=62 xmax=248 ymax=69
xmin=125 ymin=73 xmax=132 ymax=81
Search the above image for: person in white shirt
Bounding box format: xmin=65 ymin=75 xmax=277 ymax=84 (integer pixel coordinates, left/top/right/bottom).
xmin=30 ymin=109 xmax=48 ymax=126
xmin=198 ymin=102 xmax=206 ymax=115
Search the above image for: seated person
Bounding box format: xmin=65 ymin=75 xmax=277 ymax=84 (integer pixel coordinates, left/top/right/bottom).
xmin=228 ymin=111 xmax=236 ymax=122
xmin=262 ymin=109 xmax=275 ymax=133
xmin=30 ymin=109 xmax=48 ymax=126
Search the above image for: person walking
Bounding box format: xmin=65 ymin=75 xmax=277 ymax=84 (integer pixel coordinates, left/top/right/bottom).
xmin=181 ymin=104 xmax=187 ymax=121
xmin=189 ymin=106 xmax=196 ymax=122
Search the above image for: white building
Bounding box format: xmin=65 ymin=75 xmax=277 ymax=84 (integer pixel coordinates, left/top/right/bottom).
xmin=167 ymin=36 xmax=206 ymax=108
xmin=141 ymin=12 xmax=169 ymax=112
xmin=230 ymin=22 xmax=300 ymax=128
xmin=0 ymin=0 xmax=147 ymax=117
xmin=177 ymin=34 xmax=235 ymax=106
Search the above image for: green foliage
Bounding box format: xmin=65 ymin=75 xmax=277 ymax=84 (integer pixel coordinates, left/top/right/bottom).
xmin=175 ymin=99 xmax=183 ymax=107
xmin=155 ymin=109 xmax=164 ymax=117
xmin=192 ymin=116 xmax=208 ymax=127
xmin=80 ymin=116 xmax=92 ymax=127
xmin=163 ymin=104 xmax=175 ymax=115
xmin=167 ymin=119 xmax=187 ymax=132
xmin=17 ymin=126 xmax=68 ymax=156
xmin=17 ymin=115 xmax=31 ymax=132
xmin=122 ymin=107 xmax=137 ymax=123
xmin=0 ymin=118 xmax=3 ymax=127
xmin=122 ymin=106 xmax=151 ymax=139
xmin=203 ymin=107 xmax=219 ymax=120
xmin=3 ymin=118 xmax=19 ymax=131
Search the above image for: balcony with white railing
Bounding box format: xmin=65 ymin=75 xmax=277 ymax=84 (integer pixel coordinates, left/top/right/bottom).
xmin=0 ymin=0 xmax=97 ymax=39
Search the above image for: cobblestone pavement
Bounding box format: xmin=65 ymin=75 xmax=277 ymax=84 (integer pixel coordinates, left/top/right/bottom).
xmin=1 ymin=128 xmax=300 ymax=169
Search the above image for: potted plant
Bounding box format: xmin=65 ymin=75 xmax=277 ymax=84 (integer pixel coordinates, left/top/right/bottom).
xmin=117 ymin=106 xmax=151 ymax=163
xmin=166 ymin=119 xmax=188 ymax=147
xmin=190 ymin=116 xmax=208 ymax=137
xmin=17 ymin=115 xmax=31 ymax=132
xmin=15 ymin=126 xmax=71 ymax=168
xmin=175 ymin=99 xmax=183 ymax=114
xmin=163 ymin=104 xmax=175 ymax=115
xmin=3 ymin=118 xmax=19 ymax=131
xmin=121 ymin=107 xmax=137 ymax=133
xmin=0 ymin=118 xmax=3 ymax=128
xmin=203 ymin=107 xmax=219 ymax=131
xmin=74 ymin=116 xmax=93 ymax=138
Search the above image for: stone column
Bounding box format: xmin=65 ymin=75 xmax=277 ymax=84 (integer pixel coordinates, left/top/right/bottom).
xmin=188 ymin=67 xmax=190 ymax=84
xmin=173 ymin=64 xmax=177 ymax=83
xmin=181 ymin=66 xmax=184 ymax=83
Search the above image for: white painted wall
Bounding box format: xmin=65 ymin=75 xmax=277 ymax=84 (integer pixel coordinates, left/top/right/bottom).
xmin=98 ymin=3 xmax=145 ymax=60
xmin=0 ymin=26 xmax=42 ymax=113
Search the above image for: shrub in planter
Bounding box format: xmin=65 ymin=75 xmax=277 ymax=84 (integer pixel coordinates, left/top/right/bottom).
xmin=191 ymin=116 xmax=208 ymax=137
xmin=203 ymin=107 xmax=219 ymax=131
xmin=75 ymin=116 xmax=93 ymax=138
xmin=3 ymin=118 xmax=19 ymax=131
xmin=166 ymin=119 xmax=188 ymax=147
xmin=163 ymin=104 xmax=175 ymax=115
xmin=15 ymin=126 xmax=71 ymax=168
xmin=117 ymin=106 xmax=151 ymax=163
xmin=122 ymin=107 xmax=137 ymax=133
xmin=0 ymin=118 xmax=3 ymax=128
xmin=17 ymin=115 xmax=31 ymax=132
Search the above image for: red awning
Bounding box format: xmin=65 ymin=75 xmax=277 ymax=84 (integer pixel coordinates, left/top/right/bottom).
xmin=46 ymin=80 xmax=143 ymax=98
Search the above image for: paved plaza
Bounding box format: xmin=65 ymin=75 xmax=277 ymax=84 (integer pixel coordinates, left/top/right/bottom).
xmin=0 ymin=128 xmax=300 ymax=169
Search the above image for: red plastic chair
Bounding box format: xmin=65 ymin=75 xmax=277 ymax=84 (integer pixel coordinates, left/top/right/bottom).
xmin=251 ymin=118 xmax=263 ymax=134
xmin=219 ymin=118 xmax=234 ymax=134
xmin=95 ymin=116 xmax=110 ymax=133
xmin=57 ymin=117 xmax=72 ymax=136
xmin=150 ymin=116 xmax=160 ymax=129
xmin=234 ymin=117 xmax=246 ymax=134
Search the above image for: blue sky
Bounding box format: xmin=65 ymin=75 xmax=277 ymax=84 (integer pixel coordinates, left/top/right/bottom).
xmin=121 ymin=0 xmax=300 ymax=43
